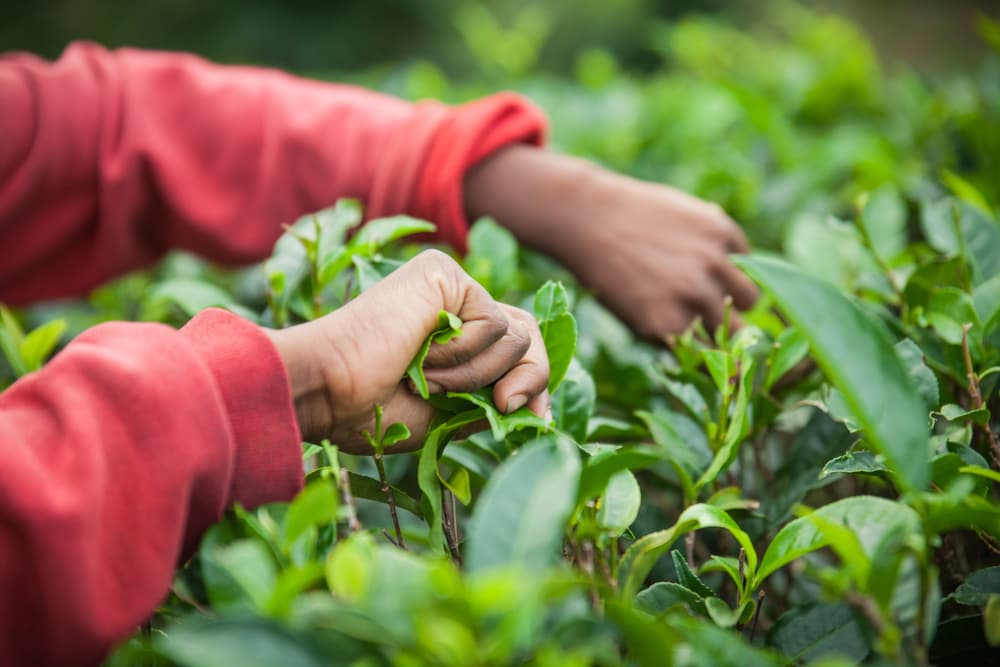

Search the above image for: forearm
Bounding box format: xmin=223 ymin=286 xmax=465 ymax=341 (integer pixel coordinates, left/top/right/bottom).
xmin=0 ymin=309 xmax=301 ymax=665
xmin=464 ymin=145 xmax=611 ymax=263
xmin=0 ymin=43 xmax=545 ymax=305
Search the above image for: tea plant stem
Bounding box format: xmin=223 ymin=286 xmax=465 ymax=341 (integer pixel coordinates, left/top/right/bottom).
xmin=595 ymin=543 xmax=616 ymax=591
xmin=844 ymin=592 xmax=890 ymax=651
xmin=170 ymin=585 xmax=216 ymax=618
xmin=961 ymin=324 xmax=1000 ymax=468
xmin=374 ymin=452 xmax=406 ymax=549
xmin=685 ymin=532 xmax=696 ymax=567
xmin=442 ymin=487 xmax=462 ymax=565
xmin=748 ymin=589 xmax=765 ymax=642
xmin=338 ymin=467 xmax=362 ymax=533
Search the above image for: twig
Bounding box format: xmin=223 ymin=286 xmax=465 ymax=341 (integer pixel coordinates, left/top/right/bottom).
xmin=844 ymin=591 xmax=889 ymax=639
xmin=961 ymin=324 xmax=1000 ymax=468
xmin=338 ymin=468 xmax=362 ymax=533
xmin=738 ymin=548 xmax=746 ymax=591
xmin=442 ymin=487 xmax=463 ymax=565
xmin=685 ymin=532 xmax=696 ymax=568
xmin=170 ymin=586 xmax=216 ymax=617
xmin=373 ymin=452 xmax=405 ymax=549
xmin=748 ymin=589 xmax=765 ymax=642
xmin=595 ymin=543 xmax=617 ymax=591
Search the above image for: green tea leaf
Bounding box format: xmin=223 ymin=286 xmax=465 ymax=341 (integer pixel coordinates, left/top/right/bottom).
xmin=345 ymin=470 xmax=423 ymax=519
xmin=466 ymin=434 xmax=580 ymax=572
xmin=820 ymin=450 xmax=887 ymax=478
xmin=596 ymin=470 xmax=641 ymax=535
xmin=406 ymin=310 xmax=464 ymax=399
xmin=620 ymin=504 xmax=756 ymax=600
xmin=442 ymin=467 xmax=472 ymax=506
xmin=465 ymin=217 xmax=518 ymax=298
xmin=157 ymin=618 xmax=328 ymax=667
xmin=753 ymin=496 xmax=921 ymax=588
xmin=351 ymin=215 xmax=436 ymax=254
xmin=18 ymin=319 xmax=66 ymax=372
xmin=145 ymin=278 xmax=259 ymax=322
xmin=951 ymin=567 xmax=1000 ymax=606
xmin=534 ymin=281 xmax=577 ymax=391
xmin=671 ymin=550 xmax=717 ymax=599
xmin=735 ymin=255 xmax=930 ymax=491
xmin=764 ymin=326 xmax=810 ymax=390
xmin=576 ymin=446 xmax=663 ymax=503
xmin=858 ymin=185 xmax=906 ymax=263
xmin=766 ymin=602 xmax=868 ymax=663
xmin=281 ymin=480 xmax=338 ymax=551
xmin=551 ymin=359 xmax=596 ymax=442
xmin=635 ymin=582 xmax=705 ymax=615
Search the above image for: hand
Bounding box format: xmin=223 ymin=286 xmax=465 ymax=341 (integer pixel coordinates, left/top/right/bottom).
xmin=465 ymin=146 xmax=758 ymax=343
xmin=265 ymin=250 xmax=550 ymax=453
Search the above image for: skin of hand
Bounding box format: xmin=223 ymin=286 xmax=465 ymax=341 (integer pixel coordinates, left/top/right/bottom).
xmin=265 ymin=250 xmax=550 ymax=454
xmin=464 ymin=145 xmax=759 ymax=343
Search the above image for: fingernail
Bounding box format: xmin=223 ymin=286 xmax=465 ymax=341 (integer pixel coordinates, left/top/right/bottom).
xmin=426 ymin=380 xmax=443 ymax=394
xmin=506 ymin=394 xmax=527 ymax=413
xmin=544 ymin=406 xmax=553 ymax=422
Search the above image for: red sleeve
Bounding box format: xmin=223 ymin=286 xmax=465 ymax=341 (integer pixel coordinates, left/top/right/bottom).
xmin=0 ymin=308 xmax=302 ymax=666
xmin=0 ymin=42 xmax=547 ymax=305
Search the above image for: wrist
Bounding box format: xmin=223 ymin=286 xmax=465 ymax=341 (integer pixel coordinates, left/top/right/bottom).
xmin=264 ymin=322 xmax=337 ymax=443
xmin=464 ymin=145 xmax=608 ymax=259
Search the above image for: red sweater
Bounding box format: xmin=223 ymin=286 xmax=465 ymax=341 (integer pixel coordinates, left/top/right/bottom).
xmin=0 ymin=43 xmax=545 ymax=666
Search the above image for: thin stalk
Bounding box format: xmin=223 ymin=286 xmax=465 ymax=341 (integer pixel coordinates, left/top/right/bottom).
xmin=962 ymin=324 xmax=1000 ymax=468
xmin=338 ymin=467 xmax=362 ymax=533
xmin=374 ymin=452 xmax=405 ymax=549
xmin=442 ymin=487 xmax=462 ymax=565
xmin=748 ymin=590 xmax=765 ymax=642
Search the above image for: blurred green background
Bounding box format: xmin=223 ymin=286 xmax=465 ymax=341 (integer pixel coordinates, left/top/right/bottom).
xmin=5 ymin=0 xmax=999 ymax=251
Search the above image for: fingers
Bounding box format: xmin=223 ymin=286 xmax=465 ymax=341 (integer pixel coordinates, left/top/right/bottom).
xmin=491 ymin=306 xmax=551 ymax=416
xmin=423 ymin=305 xmax=551 ymax=416
xmin=715 ymin=259 xmax=759 ymax=310
xmin=422 ymin=314 xmax=530 ymax=392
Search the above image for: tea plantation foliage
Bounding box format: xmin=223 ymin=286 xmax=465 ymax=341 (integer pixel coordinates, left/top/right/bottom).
xmin=3 ymin=7 xmax=1000 ymax=667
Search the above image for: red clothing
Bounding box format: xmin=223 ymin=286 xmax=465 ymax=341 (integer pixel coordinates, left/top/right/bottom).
xmin=0 ymin=43 xmax=546 ymax=665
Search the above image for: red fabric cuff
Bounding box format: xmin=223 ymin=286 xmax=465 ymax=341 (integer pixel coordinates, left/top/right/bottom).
xmin=180 ymin=308 xmax=303 ymax=509
xmin=414 ymin=92 xmax=547 ymax=252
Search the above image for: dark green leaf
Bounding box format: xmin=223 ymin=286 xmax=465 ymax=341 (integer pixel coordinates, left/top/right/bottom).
xmin=820 ymin=450 xmax=887 ymax=478
xmin=766 ymin=602 xmax=868 ymax=663
xmin=552 ymin=359 xmax=596 ymax=441
xmin=671 ymin=550 xmax=717 ymax=599
xmin=157 ymin=618 xmax=327 ymax=667
xmin=951 ymin=567 xmax=1000 ymax=606
xmin=635 ymin=582 xmax=705 ymax=615
xmin=345 ymin=470 xmax=424 ymax=519
xmin=736 ymin=255 xmax=930 ymax=491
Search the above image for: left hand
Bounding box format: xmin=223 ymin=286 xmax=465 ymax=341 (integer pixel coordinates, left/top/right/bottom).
xmin=465 ymin=145 xmax=759 ymax=343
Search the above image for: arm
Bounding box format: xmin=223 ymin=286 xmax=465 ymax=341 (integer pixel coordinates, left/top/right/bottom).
xmin=0 ymin=251 xmax=548 ymax=665
xmin=464 ymin=145 xmax=759 ymax=340
xmin=0 ymin=43 xmax=545 ymax=304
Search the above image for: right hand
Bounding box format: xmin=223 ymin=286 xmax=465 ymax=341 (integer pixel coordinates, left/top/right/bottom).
xmin=266 ymin=250 xmax=550 ymax=453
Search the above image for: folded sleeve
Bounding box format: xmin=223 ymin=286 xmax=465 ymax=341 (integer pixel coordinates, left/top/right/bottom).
xmin=0 ymin=308 xmax=302 ymax=666
xmin=0 ymin=42 xmax=547 ymax=305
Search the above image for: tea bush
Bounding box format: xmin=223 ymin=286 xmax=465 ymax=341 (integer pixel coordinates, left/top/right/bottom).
xmin=3 ymin=8 xmax=1000 ymax=667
